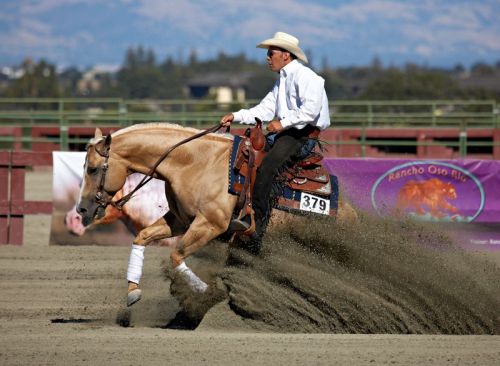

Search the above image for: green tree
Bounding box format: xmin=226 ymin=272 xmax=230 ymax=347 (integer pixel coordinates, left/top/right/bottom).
xmin=115 ymin=46 xmax=166 ymax=98
xmin=58 ymin=66 xmax=83 ymax=96
xmin=321 ymin=71 xmax=349 ymax=100
xmin=471 ymin=62 xmax=494 ymax=76
xmin=360 ymin=68 xmax=462 ymax=100
xmin=5 ymin=59 xmax=60 ymax=98
xmin=158 ymin=57 xmax=185 ymax=99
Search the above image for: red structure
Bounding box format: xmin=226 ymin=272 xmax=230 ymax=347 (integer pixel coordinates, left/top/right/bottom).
xmin=321 ymin=128 xmax=500 ymax=160
xmin=1 ymin=124 xmax=499 ymax=245
xmin=0 ymin=125 xmax=499 ymax=159
xmin=234 ymin=127 xmax=500 ymax=160
xmin=0 ymin=151 xmax=52 ymax=245
xmin=30 ymin=126 xmax=117 ymax=151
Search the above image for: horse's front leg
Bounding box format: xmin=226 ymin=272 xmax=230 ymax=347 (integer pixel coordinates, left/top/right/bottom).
xmin=171 ymin=212 xmax=228 ymax=294
xmin=126 ymin=211 xmax=184 ymax=306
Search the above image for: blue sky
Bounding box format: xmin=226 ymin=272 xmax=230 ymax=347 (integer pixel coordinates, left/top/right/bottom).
xmin=1 ymin=0 xmax=499 ymax=70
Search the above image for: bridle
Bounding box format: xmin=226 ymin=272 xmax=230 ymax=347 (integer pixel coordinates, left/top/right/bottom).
xmin=90 ymin=138 xmax=114 ymax=210
xmin=88 ymin=123 xmax=225 ymax=211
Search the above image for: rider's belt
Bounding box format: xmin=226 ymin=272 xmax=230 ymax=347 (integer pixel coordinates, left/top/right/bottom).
xmin=308 ymin=127 xmax=320 ymax=139
xmin=295 ymin=124 xmax=320 ymax=139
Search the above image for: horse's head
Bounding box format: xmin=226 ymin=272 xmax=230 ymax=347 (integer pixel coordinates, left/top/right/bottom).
xmin=77 ymin=128 xmax=127 ymax=226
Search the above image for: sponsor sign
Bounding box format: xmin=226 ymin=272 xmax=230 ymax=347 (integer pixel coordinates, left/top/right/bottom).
xmin=324 ymin=158 xmax=500 ymax=250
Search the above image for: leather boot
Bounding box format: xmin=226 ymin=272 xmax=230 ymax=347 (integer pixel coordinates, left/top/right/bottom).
xmin=229 ymin=215 xmax=251 ymax=232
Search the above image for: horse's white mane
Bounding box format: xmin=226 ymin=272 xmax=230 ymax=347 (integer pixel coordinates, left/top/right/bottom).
xmin=111 ymin=122 xmax=233 ymax=141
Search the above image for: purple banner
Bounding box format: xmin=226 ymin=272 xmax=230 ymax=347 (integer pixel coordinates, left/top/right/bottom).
xmin=324 ymin=158 xmax=500 ymax=250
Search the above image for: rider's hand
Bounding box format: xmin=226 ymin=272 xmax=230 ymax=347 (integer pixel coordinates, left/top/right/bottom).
xmin=220 ymin=113 xmax=234 ymax=127
xmin=267 ymin=119 xmax=283 ymax=133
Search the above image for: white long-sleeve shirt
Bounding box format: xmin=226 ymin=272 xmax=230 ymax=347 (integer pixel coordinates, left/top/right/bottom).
xmin=233 ymin=60 xmax=330 ymax=130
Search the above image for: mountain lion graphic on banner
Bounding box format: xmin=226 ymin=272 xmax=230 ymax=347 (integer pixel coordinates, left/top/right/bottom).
xmin=397 ymin=178 xmax=458 ymax=218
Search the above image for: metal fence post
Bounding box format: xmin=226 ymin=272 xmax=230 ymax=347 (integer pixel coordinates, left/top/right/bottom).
xmin=119 ymin=99 xmax=127 ymax=127
xmin=360 ymin=122 xmax=366 ymax=158
xmin=459 ymin=130 xmax=467 ymax=158
xmin=368 ymin=103 xmax=373 ymax=127
xmin=59 ymin=100 xmax=69 ymax=151
xmin=494 ymin=101 xmax=499 ymax=128
xmin=431 ymin=103 xmax=436 ymax=126
xmin=181 ymin=101 xmax=187 ymax=126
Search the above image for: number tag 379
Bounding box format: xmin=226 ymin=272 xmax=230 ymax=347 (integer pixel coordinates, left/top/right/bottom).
xmin=299 ymin=193 xmax=330 ymax=215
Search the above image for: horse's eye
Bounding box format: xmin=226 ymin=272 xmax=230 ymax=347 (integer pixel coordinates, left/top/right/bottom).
xmin=87 ymin=166 xmax=98 ymax=175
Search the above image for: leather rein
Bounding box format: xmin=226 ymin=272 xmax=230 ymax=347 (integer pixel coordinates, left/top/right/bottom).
xmin=92 ymin=123 xmax=224 ymax=211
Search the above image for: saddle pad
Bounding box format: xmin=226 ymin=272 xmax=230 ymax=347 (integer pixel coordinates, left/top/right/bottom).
xmin=228 ymin=136 xmax=339 ymax=216
xmin=276 ymin=174 xmax=338 ymax=216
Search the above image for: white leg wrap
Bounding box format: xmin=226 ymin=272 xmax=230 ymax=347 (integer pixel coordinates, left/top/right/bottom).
xmin=175 ymin=261 xmax=208 ymax=293
xmin=127 ymin=244 xmax=145 ymax=284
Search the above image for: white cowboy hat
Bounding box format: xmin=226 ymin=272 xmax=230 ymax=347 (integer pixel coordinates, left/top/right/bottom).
xmin=257 ymin=31 xmax=308 ymax=63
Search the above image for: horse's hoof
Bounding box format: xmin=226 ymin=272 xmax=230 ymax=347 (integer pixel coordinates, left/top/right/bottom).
xmin=127 ymin=289 xmax=142 ymax=307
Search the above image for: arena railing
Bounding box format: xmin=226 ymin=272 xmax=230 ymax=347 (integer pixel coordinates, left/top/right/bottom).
xmin=0 ymin=150 xmax=52 ymax=245
xmin=0 ymin=98 xmax=499 ymax=157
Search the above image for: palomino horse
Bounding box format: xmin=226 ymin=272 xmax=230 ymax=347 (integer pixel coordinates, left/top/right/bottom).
xmin=77 ymin=123 xmax=356 ymax=307
xmin=78 ymin=123 xmax=239 ymax=306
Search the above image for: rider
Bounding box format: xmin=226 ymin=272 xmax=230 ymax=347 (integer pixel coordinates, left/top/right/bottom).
xmin=220 ymin=31 xmax=330 ymax=252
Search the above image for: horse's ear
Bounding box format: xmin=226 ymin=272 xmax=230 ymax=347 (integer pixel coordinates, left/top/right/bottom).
xmin=94 ymin=128 xmax=103 ymax=139
xmin=104 ymin=134 xmax=112 ymax=147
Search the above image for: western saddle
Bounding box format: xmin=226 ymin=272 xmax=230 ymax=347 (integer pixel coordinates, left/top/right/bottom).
xmin=230 ymin=119 xmax=333 ymax=235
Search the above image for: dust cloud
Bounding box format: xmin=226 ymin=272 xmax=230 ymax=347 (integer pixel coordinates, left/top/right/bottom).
xmin=165 ymin=213 xmax=499 ymax=334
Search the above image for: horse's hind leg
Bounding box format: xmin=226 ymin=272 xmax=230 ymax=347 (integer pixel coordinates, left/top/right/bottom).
xmin=126 ymin=212 xmax=185 ymax=306
xmin=170 ymin=213 xmax=227 ymax=293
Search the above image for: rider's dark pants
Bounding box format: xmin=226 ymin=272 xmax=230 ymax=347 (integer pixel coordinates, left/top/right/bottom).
xmin=252 ymin=124 xmax=318 ymax=239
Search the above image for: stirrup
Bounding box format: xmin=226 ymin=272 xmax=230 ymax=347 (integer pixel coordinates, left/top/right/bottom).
xmin=230 ymin=214 xmax=256 ymax=236
xmin=229 ymin=217 xmax=251 ymax=232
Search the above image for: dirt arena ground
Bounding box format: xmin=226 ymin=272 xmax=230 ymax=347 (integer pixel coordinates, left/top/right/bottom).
xmin=1 ymin=169 xmax=499 ymax=366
